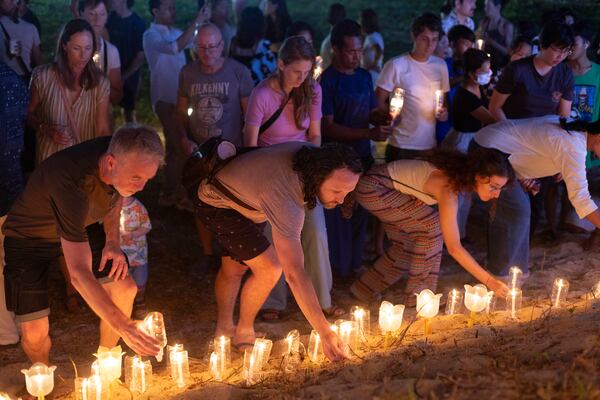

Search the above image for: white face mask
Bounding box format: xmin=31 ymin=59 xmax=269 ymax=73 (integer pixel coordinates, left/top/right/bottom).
xmin=476 ymin=71 xmax=492 ymax=85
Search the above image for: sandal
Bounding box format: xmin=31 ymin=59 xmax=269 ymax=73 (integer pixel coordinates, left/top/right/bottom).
xmin=258 ymin=309 xmax=282 ymax=321
xmin=322 ymin=304 xmax=346 ymax=318
xmin=232 ymin=341 xmax=255 ymax=353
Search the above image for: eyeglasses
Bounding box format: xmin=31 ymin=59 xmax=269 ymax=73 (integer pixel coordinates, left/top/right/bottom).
xmin=197 ymin=40 xmax=223 ymax=52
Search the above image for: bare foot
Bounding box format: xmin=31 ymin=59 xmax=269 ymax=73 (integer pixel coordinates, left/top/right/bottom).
xmin=232 ymin=329 xmax=257 ymax=352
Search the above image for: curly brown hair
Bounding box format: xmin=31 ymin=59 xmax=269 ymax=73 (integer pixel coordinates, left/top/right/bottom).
xmin=293 ymin=144 xmax=363 ymax=209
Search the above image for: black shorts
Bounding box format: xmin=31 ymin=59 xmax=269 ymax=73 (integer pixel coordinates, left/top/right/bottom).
xmin=194 ymin=200 xmax=270 ymax=263
xmin=119 ymin=73 xmax=140 ymax=111
xmin=3 ymin=223 xmax=127 ymax=322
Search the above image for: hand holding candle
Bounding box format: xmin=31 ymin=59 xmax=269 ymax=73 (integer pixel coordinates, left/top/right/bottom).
xmin=389 ymin=88 xmax=405 ymax=125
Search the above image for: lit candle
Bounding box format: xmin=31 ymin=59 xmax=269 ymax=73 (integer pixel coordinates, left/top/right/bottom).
xmin=214 ymin=336 xmax=231 ymax=373
xmin=187 ymin=107 xmax=193 ymax=117
xmin=125 ymin=356 xmax=151 ymax=394
xmin=485 ymin=291 xmax=496 ymax=315
xmin=243 ymin=349 xmax=257 ymax=385
xmin=313 ymin=56 xmax=323 ymax=80
xmin=476 ymin=39 xmax=484 ymax=50
xmin=143 ymin=312 xmax=167 ymax=362
xmin=338 ymin=321 xmax=358 ymax=356
xmin=464 ymin=284 xmax=492 ymax=326
xmin=251 ymin=338 xmax=273 ymax=372
xmin=378 ymin=301 xmax=405 ymax=334
xmin=416 ymin=289 xmax=442 ymax=335
xmin=284 ymin=329 xmax=300 ymax=355
xmin=445 ymin=289 xmax=463 ymax=315
xmin=434 ymin=90 xmax=444 ymax=114
xmin=351 ymin=306 xmax=371 ymax=340
xmin=307 ymin=330 xmax=322 ymax=362
xmin=551 ymin=278 xmax=569 ymax=308
xmin=509 ymin=266 xmax=523 ymax=290
xmin=506 ymin=288 xmax=522 ymax=319
xmin=389 ymin=88 xmax=405 ymax=122
xmin=21 ymin=362 xmax=56 ymax=400
xmin=94 ymin=346 xmax=124 ymax=382
xmin=209 ymin=351 xmax=222 ymax=381
xmin=169 ymin=348 xmax=189 ymax=388
xmin=92 ymin=52 xmax=100 ymax=67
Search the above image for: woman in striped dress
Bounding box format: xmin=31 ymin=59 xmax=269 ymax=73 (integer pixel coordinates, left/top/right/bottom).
xmin=350 ymin=147 xmax=512 ymax=306
xmin=27 ymin=19 xmax=110 ymax=165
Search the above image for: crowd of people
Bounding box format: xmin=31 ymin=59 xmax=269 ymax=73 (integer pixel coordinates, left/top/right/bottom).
xmin=1 ymin=0 xmax=600 ymax=365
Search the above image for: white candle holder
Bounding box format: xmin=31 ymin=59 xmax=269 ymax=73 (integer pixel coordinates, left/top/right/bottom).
xmin=21 ymin=362 xmax=56 ymax=400
xmin=445 ymin=289 xmax=463 ymax=315
xmin=213 ymin=336 xmax=231 ymax=373
xmin=169 ymin=348 xmax=190 ymax=388
xmin=93 ymin=346 xmax=124 ymax=382
xmin=464 ymin=284 xmax=492 ymax=326
xmin=378 ymin=301 xmax=405 ymax=334
xmin=506 ymin=288 xmax=522 ymax=320
xmin=476 ymin=39 xmax=485 ymax=50
xmin=551 ymin=278 xmax=569 ymax=308
xmin=416 ymin=289 xmax=442 ymax=334
xmin=143 ymin=312 xmax=168 ymax=362
xmin=307 ymin=330 xmax=323 ymax=362
xmin=124 ymin=356 xmax=151 ymax=394
xmin=351 ymin=306 xmax=371 ymax=341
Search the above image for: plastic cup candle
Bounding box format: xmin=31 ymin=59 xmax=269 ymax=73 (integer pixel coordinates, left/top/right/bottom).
xmin=94 ymin=346 xmax=124 ymax=382
xmin=339 ymin=321 xmax=359 ymax=356
xmin=509 ymin=266 xmax=524 ymax=289
xmin=434 ymin=90 xmax=444 ymax=114
xmin=351 ymin=306 xmax=371 ymax=340
xmin=445 ymin=289 xmax=463 ymax=315
xmin=251 ymin=338 xmax=273 ymax=371
xmin=144 ymin=312 xmax=167 ymax=361
xmin=243 ymin=349 xmax=258 ymax=385
xmin=285 ymin=329 xmax=300 ymax=355
xmin=506 ymin=288 xmax=522 ymax=319
xmin=464 ymin=284 xmax=492 ymax=326
xmin=209 ymin=352 xmax=223 ymax=381
xmin=74 ymin=376 xmax=104 ymax=400
xmin=169 ymin=348 xmax=190 ymax=388
xmin=214 ymin=336 xmax=231 ymax=372
xmin=307 ymin=330 xmax=322 ymax=362
xmin=551 ymin=278 xmax=569 ymax=308
xmin=92 ymin=52 xmax=100 ymax=67
xmin=416 ymin=289 xmax=442 ymax=334
xmin=378 ymin=301 xmax=405 ymax=334
xmin=389 ymin=88 xmax=405 ymax=122
xmin=485 ymin=291 xmax=496 ymax=315
xmin=21 ymin=362 xmax=56 ymax=400
xmin=476 ymin=39 xmax=485 ymax=50
xmin=187 ymin=107 xmax=193 ymax=116
xmin=125 ymin=356 xmax=151 ymax=394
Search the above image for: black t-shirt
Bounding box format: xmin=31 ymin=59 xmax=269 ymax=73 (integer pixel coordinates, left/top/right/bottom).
xmin=106 ymin=11 xmax=146 ymax=72
xmin=495 ymin=56 xmax=574 ymax=119
xmin=452 ymin=86 xmax=488 ymax=132
xmin=2 ymin=137 xmax=119 ymax=243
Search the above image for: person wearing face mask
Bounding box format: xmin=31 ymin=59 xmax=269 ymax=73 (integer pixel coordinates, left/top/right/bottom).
xmin=443 ymin=49 xmax=495 ymax=238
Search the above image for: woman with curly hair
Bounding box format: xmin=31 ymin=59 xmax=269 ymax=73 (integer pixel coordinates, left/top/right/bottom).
xmin=351 ymin=147 xmax=513 ymax=306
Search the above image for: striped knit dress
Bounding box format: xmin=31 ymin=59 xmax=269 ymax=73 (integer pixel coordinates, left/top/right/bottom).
xmin=31 ymin=64 xmax=110 ymax=164
xmin=350 ymin=163 xmax=443 ymax=306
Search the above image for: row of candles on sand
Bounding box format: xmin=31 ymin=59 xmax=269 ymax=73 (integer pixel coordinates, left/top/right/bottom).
xmin=11 ymin=270 xmax=600 ymax=399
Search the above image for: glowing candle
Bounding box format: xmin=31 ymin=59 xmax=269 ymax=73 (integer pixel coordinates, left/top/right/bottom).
xmin=0 ymin=393 xmax=12 ymax=400
xmin=416 ymin=289 xmax=442 ymax=319
xmin=169 ymin=348 xmax=189 ymax=388
xmin=434 ymin=90 xmax=444 ymax=114
xmin=338 ymin=320 xmax=358 ymax=356
xmin=243 ymin=349 xmax=257 ymax=385
xmin=21 ymin=363 xmax=56 ymax=400
xmin=187 ymin=107 xmax=193 ymax=116
xmin=509 ymin=266 xmax=523 ymax=290
xmin=307 ymin=330 xmax=322 ymax=362
xmin=284 ymin=329 xmax=300 ymax=355
xmin=389 ymin=88 xmax=405 ymax=122
xmin=378 ymin=301 xmax=405 ymax=334
xmin=94 ymin=346 xmax=124 ymax=382
xmin=351 ymin=306 xmax=371 ymax=340
xmin=124 ymin=356 xmax=151 ymax=393
xmin=143 ymin=312 xmax=167 ymax=362
xmin=506 ymin=288 xmax=522 ymax=319
xmin=551 ymin=278 xmax=569 ymax=308
xmin=464 ymin=284 xmax=492 ymax=326
xmin=313 ymin=56 xmax=323 ymax=80
xmin=92 ymin=52 xmax=100 ymax=67
xmin=213 ymin=336 xmax=231 ymax=373
xmin=485 ymin=291 xmax=496 ymax=315
xmin=593 ymin=281 xmax=600 ymax=299
xmin=251 ymin=338 xmax=272 ymax=372
xmin=445 ymin=289 xmax=463 ymax=315
xmin=209 ymin=352 xmax=222 ymax=381
xmin=476 ymin=39 xmax=484 ymax=50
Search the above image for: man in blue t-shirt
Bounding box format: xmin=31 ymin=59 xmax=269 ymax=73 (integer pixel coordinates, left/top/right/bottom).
xmin=320 ymin=19 xmax=392 ymax=279
xmin=106 ymin=0 xmax=147 ymax=122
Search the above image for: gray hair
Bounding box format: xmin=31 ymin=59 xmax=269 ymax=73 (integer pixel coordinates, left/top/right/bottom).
xmin=107 ymin=125 xmax=165 ymax=165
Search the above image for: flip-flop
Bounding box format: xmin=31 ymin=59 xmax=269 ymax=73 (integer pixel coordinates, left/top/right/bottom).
xmin=232 ymin=341 xmax=255 ymax=353
xmin=323 ymin=304 xmax=346 ymax=318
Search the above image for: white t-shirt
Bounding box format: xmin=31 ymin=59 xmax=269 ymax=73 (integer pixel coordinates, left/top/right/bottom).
xmin=94 ymin=38 xmax=121 ymax=75
xmin=0 ymin=16 xmax=40 ymax=76
xmin=377 ymin=53 xmax=450 ymax=150
xmin=320 ymin=32 xmax=333 ymax=71
xmin=386 ymin=159 xmax=438 ymax=205
xmin=143 ymin=23 xmax=187 ymax=107
xmin=475 ymin=115 xmax=597 ymax=219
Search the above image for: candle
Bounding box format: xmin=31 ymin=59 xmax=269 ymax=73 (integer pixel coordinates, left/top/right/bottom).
xmin=94 ymin=346 xmax=124 ymax=382
xmin=75 ymin=375 xmax=103 ymax=400
xmin=378 ymin=301 xmax=405 ymax=334
xmin=213 ymin=336 xmax=231 ymax=373
xmin=169 ymin=348 xmax=189 ymax=388
xmin=143 ymin=312 xmax=167 ymax=361
xmin=338 ymin=321 xmax=358 ymax=356
xmin=92 ymin=52 xmax=100 ymax=67
xmin=307 ymin=330 xmax=322 ymax=362
xmin=506 ymin=288 xmax=522 ymax=319
xmin=434 ymin=89 xmax=444 ymax=114
xmin=416 ymin=289 xmax=442 ymax=319
xmin=551 ymin=278 xmax=569 ymax=308
xmin=313 ymin=56 xmax=323 ymax=80
xmin=284 ymin=329 xmax=300 ymax=355
xmin=209 ymin=352 xmax=222 ymax=381
xmin=251 ymin=338 xmax=273 ymax=372
xmin=125 ymin=356 xmax=151 ymax=393
xmin=389 ymin=88 xmax=405 ymax=122
xmin=243 ymin=349 xmax=257 ymax=385
xmin=593 ymin=281 xmax=600 ymax=299
xmin=464 ymin=284 xmax=492 ymax=326
xmin=21 ymin=362 xmax=56 ymax=400
xmin=445 ymin=289 xmax=463 ymax=315
xmin=476 ymin=39 xmax=484 ymax=50
xmin=485 ymin=291 xmax=496 ymax=315
xmin=509 ymin=266 xmax=523 ymax=289
xmin=351 ymin=306 xmax=371 ymax=340
xmin=187 ymin=107 xmax=193 ymax=116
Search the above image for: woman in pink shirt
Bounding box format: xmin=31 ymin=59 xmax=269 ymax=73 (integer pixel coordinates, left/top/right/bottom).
xmin=244 ymin=35 xmax=322 ymax=147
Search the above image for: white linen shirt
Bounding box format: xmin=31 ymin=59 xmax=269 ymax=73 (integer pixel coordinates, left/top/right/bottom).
xmin=475 ymin=115 xmax=597 ymax=219
xmin=143 ymin=23 xmax=186 ymax=108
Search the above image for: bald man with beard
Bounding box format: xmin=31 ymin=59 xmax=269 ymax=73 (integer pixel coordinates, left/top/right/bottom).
xmin=175 ymin=23 xmax=254 ymax=277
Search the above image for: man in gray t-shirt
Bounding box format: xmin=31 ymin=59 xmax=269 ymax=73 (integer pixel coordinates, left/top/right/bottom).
xmin=176 ymin=23 xmax=253 ymax=149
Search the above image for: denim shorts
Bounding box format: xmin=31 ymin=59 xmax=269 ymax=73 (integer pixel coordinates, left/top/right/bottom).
xmin=3 ymin=223 xmax=128 ymax=321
